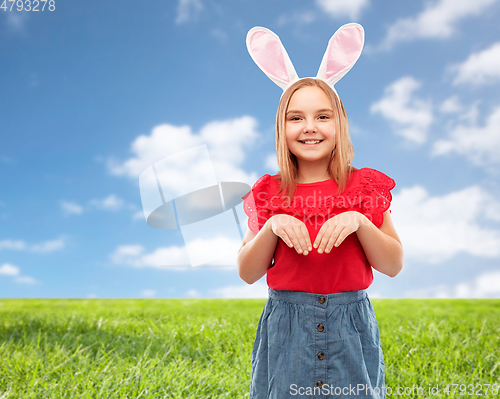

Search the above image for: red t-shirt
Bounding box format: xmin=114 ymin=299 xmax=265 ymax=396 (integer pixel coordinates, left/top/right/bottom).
xmin=241 ymin=167 xmax=396 ymax=294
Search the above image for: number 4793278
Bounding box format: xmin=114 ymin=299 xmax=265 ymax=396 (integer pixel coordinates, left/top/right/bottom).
xmin=1 ymin=0 xmax=56 ymax=12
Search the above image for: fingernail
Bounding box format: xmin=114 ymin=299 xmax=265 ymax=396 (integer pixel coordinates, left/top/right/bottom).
xmin=298 ymin=249 xmax=302 ymax=253
xmin=313 ymin=244 xmax=317 ymax=248
xmin=318 ymin=248 xmax=323 ymax=254
xmin=308 ymin=246 xmax=312 ymax=251
xmin=325 ymin=248 xmax=330 ymax=253
xmin=303 ymin=250 xmax=308 ymax=255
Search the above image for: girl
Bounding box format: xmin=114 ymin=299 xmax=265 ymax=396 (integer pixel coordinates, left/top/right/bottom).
xmin=238 ymin=24 xmax=403 ymax=398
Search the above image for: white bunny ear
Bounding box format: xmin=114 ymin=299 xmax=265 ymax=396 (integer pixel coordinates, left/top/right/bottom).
xmin=246 ymin=26 xmax=299 ymax=91
xmin=316 ymin=23 xmax=365 ymax=88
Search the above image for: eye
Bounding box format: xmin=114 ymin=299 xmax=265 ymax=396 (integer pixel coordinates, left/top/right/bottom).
xmin=288 ymin=116 xmax=301 ymax=121
xmin=318 ymin=115 xmax=330 ymax=120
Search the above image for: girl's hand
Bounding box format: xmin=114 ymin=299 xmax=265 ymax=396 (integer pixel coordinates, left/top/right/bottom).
xmin=267 ymin=214 xmax=312 ymax=256
xmin=313 ymin=211 xmax=368 ymax=254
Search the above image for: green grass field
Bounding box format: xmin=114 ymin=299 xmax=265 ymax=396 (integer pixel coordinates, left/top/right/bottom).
xmin=0 ymin=298 xmax=499 ymax=398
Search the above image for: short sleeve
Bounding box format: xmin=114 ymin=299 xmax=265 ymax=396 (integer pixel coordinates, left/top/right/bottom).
xmin=358 ymin=168 xmax=396 ymax=228
xmin=241 ymin=174 xmax=272 ymax=234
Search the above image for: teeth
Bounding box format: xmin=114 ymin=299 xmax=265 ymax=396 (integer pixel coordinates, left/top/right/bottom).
xmin=302 ymin=140 xmax=321 ymax=144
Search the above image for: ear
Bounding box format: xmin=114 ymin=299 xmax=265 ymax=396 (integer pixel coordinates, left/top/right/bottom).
xmin=246 ymin=26 xmax=299 ymax=91
xmin=316 ymin=23 xmax=365 ymax=88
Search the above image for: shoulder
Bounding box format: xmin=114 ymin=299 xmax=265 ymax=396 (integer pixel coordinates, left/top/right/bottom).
xmin=241 ymin=173 xmax=279 ymax=234
xmin=245 ymin=173 xmax=280 ymax=196
xmin=241 ymin=173 xmax=280 ymax=207
xmin=350 ymin=167 xmax=396 ymax=228
xmin=353 ymin=167 xmax=396 ymax=189
xmin=242 ymin=174 xmax=278 ymax=198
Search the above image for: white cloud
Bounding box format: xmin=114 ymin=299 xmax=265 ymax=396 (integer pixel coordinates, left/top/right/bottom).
xmin=176 ymin=0 xmax=203 ymax=24
xmin=63 ymin=196 xmax=133 ymax=215
xmin=265 ymin=154 xmax=279 ymax=173
xmin=210 ymin=281 xmax=268 ymax=298
xmin=0 ymin=263 xmax=38 ymax=285
xmin=370 ymin=76 xmax=433 ymax=144
xmin=276 ymin=11 xmax=316 ymax=26
xmin=0 ymin=240 xmax=26 ymax=251
xmin=379 ymin=0 xmax=497 ymax=50
xmin=276 ymin=0 xmax=368 ymax=26
xmin=132 ymin=210 xmax=144 ymax=221
xmin=186 ymin=288 xmax=202 ymax=298
xmin=89 ymin=194 xmax=124 ymax=211
xmin=141 ymin=289 xmax=156 ymax=298
xmin=439 ymin=96 xmax=464 ymax=114
xmin=4 ymin=11 xmax=29 ymax=34
xmin=15 ymin=276 xmax=37 ymax=285
xmin=0 ymin=237 xmax=65 ymax=253
xmin=451 ymin=42 xmax=500 ymax=86
xmin=184 ymin=236 xmax=241 ymax=267
xmin=315 ymin=0 xmax=369 ymax=19
xmin=0 ymin=263 xmax=20 ymax=276
xmin=391 ymin=185 xmax=500 ymax=264
xmin=110 ymin=244 xmax=191 ymax=268
xmin=30 ymin=237 xmax=66 ymax=254
xmin=110 ymin=235 xmax=240 ymax=268
xmin=407 ymin=270 xmax=500 ymax=298
xmin=210 ymin=28 xmax=228 ymax=42
xmin=61 ymin=200 xmax=83 ymax=216
xmin=432 ymin=105 xmax=500 ymax=166
xmin=108 ymin=116 xmax=259 ymax=190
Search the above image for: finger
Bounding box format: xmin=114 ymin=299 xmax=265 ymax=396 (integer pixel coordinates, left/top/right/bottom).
xmin=313 ymin=230 xmax=322 ymax=249
xmin=334 ymin=226 xmax=355 ymax=248
xmin=314 ymin=216 xmax=335 ymax=249
xmin=279 ymin=230 xmax=294 ymax=249
xmin=323 ymin=233 xmax=338 ymax=253
xmin=291 ymin=225 xmax=308 ymax=255
xmin=313 ymin=224 xmax=326 ymax=249
xmin=288 ymin=230 xmax=305 ymax=254
xmin=298 ymin=225 xmax=312 ymax=255
xmin=304 ymin=226 xmax=313 ymax=253
xmin=317 ymin=223 xmax=336 ymax=254
xmin=322 ymin=225 xmax=343 ymax=253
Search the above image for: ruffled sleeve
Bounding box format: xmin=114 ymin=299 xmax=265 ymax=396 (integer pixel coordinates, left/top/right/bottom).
xmin=241 ymin=174 xmax=273 ymax=234
xmin=357 ymin=168 xmax=396 ymax=228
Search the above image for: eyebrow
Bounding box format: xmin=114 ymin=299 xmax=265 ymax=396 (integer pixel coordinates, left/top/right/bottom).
xmin=286 ymin=108 xmax=334 ymax=115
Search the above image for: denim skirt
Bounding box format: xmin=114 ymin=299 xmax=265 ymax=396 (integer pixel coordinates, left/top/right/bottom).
xmin=249 ymin=288 xmax=385 ymax=399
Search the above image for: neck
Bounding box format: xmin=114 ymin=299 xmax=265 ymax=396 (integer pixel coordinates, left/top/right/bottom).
xmin=295 ymin=157 xmax=332 ymax=184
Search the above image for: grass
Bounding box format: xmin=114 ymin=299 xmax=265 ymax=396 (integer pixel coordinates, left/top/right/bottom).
xmin=0 ymin=298 xmax=499 ymax=398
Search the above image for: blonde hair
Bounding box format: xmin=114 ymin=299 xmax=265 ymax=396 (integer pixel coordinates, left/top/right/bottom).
xmin=273 ymin=78 xmax=355 ymax=199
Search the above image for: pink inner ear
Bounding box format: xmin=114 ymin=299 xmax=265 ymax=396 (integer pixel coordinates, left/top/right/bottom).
xmin=249 ymin=31 xmax=289 ymax=83
xmin=326 ymin=26 xmax=363 ymax=80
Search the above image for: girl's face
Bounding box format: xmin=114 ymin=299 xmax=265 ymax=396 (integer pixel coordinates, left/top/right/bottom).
xmin=285 ymin=86 xmax=336 ymax=164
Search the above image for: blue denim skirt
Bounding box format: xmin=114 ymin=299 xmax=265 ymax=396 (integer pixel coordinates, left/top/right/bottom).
xmin=249 ymin=288 xmax=385 ymax=399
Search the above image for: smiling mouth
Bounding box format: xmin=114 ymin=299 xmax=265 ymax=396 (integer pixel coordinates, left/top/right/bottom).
xmin=298 ymin=139 xmax=324 ymax=145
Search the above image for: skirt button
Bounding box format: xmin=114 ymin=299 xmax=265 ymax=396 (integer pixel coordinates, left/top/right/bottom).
xmin=317 ymin=381 xmax=323 ymax=388
xmin=318 ymin=296 xmax=326 ymax=304
xmin=317 ymin=324 xmax=324 ymax=332
xmin=317 ymin=352 xmax=325 ymax=360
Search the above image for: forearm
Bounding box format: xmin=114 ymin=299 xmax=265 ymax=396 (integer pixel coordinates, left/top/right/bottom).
xmin=237 ymin=218 xmax=278 ymax=284
xmin=356 ymin=215 xmax=404 ymax=277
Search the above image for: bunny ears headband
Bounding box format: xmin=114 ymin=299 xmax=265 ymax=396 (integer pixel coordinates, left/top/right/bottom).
xmin=246 ymin=23 xmax=365 ymax=96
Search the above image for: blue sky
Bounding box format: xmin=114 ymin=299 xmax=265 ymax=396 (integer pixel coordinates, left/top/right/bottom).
xmin=1 ymin=0 xmax=500 ymax=298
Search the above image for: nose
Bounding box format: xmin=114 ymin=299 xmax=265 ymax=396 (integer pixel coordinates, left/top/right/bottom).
xmin=303 ymin=118 xmax=317 ymax=133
